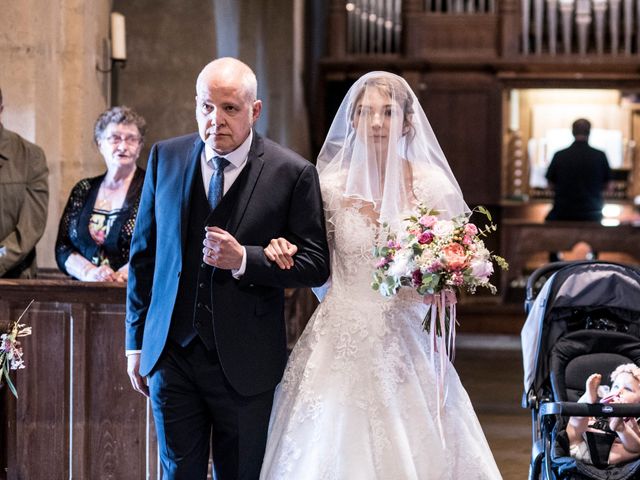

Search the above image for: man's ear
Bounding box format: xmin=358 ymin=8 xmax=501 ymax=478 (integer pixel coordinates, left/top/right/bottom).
xmin=251 ymin=100 xmax=262 ymax=124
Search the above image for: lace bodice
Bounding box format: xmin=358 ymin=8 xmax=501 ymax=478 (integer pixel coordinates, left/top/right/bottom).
xmin=320 ymin=167 xmax=452 ymax=302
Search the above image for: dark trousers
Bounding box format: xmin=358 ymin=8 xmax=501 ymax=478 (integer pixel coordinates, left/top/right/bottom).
xmin=148 ymin=340 xmax=274 ymax=480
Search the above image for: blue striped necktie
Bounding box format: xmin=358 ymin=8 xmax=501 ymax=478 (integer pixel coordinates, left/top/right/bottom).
xmin=208 ymin=156 xmax=230 ymax=209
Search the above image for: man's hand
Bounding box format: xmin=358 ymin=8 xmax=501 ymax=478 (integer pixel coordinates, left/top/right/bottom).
xmin=202 ymin=226 xmax=244 ymax=269
xmin=127 ymin=353 xmax=149 ymax=397
xmin=264 ymin=237 xmax=298 ymax=270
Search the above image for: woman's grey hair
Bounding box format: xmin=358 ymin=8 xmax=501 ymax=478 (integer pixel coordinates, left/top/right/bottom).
xmin=94 ymin=105 xmax=147 ymax=145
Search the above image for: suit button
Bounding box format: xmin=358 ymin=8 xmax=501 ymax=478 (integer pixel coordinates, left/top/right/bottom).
xmin=197 ymin=302 xmax=203 ymax=308
xmin=199 ymin=283 xmax=205 ymax=288
xmin=201 ymin=263 xmax=206 ymax=269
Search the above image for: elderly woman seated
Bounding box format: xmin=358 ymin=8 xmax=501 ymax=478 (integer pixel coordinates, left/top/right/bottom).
xmin=55 ymin=106 xmax=146 ymax=282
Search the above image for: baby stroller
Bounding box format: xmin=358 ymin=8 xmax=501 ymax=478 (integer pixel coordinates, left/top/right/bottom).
xmin=522 ymin=261 xmax=640 ymax=480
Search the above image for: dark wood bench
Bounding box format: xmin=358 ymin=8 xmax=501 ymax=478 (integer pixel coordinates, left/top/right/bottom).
xmin=500 ymin=220 xmax=640 ymax=298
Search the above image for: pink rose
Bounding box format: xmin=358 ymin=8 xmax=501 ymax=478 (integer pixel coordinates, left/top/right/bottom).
xmin=375 ymin=258 xmax=389 ymax=268
xmin=418 ymin=231 xmax=434 ymax=245
xmin=470 ymin=259 xmax=493 ymax=282
xmin=419 ymin=215 xmax=438 ymax=228
xmin=464 ymin=223 xmax=478 ymax=236
xmin=442 ymin=243 xmax=468 ymax=271
xmin=427 ymin=260 xmax=443 ymax=273
xmin=450 ymin=271 xmax=465 ymax=286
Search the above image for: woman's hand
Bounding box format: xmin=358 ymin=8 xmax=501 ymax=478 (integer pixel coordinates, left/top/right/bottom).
xmin=114 ymin=264 xmax=129 ymax=283
xmin=264 ymin=238 xmax=298 ymax=270
xmin=85 ymin=264 xmax=117 ymax=282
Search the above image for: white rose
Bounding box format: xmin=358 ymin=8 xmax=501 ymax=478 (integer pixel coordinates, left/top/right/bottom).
xmin=432 ymin=220 xmax=454 ymax=237
xmin=388 ymin=250 xmax=412 ymax=277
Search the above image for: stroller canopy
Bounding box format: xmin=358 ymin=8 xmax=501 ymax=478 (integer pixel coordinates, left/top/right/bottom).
xmin=522 ymin=262 xmax=640 ymax=393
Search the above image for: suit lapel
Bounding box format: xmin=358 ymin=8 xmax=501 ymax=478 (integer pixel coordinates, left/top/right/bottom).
xmin=180 ymin=137 xmax=204 ymax=250
xmin=227 ymin=133 xmax=264 ymax=236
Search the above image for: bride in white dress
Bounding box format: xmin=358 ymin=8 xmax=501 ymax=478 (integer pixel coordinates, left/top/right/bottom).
xmin=259 ymin=72 xmax=502 ymax=479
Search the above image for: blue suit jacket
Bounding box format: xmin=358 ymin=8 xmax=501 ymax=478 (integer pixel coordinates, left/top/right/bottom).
xmin=125 ymin=132 xmax=330 ymax=396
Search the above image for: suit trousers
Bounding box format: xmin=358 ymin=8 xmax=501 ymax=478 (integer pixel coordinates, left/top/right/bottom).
xmin=148 ymin=339 xmax=274 ymax=480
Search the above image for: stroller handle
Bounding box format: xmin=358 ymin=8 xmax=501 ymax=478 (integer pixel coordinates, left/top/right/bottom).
xmin=540 ymin=401 xmax=640 ymax=418
xmin=524 ymin=261 xmax=572 ymax=314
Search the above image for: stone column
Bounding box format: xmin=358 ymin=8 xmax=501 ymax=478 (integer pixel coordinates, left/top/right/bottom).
xmin=0 ymin=0 xmax=110 ymax=269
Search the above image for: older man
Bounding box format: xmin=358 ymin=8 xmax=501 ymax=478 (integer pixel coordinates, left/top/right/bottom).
xmin=125 ymin=58 xmax=330 ymax=479
xmin=0 ymin=87 xmax=49 ymax=278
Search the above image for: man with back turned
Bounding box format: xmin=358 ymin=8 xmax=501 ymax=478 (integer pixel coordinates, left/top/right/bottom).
xmin=546 ymin=118 xmax=611 ymax=222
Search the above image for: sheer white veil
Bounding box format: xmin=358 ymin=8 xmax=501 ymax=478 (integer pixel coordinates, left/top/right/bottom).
xmin=317 ymin=71 xmax=469 ymax=230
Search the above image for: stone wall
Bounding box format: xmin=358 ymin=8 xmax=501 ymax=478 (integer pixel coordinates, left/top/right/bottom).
xmin=1 ymin=0 xmax=306 ymax=270
xmin=0 ymin=0 xmax=110 ymax=269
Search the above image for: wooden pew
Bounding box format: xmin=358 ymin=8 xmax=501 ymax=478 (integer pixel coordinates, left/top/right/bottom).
xmin=500 ymin=220 xmax=640 ymax=297
xmin=0 ymin=280 xmax=157 ymax=479
xmin=0 ymin=280 xmax=319 ymax=479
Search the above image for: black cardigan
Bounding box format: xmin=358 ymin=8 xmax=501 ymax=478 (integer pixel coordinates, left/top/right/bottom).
xmin=55 ymin=168 xmax=145 ymax=275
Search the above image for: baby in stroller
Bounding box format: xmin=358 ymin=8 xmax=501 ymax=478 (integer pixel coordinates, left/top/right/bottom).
xmin=568 ymin=363 xmax=640 ymax=467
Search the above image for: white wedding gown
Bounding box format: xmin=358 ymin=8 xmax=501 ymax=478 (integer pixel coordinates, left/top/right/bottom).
xmin=260 ymin=174 xmax=503 ymax=480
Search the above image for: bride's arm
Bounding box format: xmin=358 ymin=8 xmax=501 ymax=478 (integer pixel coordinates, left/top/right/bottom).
xmin=264 ymin=233 xmax=333 ymax=302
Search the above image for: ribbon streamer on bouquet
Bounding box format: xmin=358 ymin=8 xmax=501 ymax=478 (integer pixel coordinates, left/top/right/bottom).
xmin=424 ymin=289 xmax=457 ymax=448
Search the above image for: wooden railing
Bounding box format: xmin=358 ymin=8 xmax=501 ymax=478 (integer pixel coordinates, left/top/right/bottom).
xmin=500 ymin=220 xmax=640 ymax=296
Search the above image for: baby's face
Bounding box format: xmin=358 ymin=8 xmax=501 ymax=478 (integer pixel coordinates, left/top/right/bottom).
xmin=609 ymin=372 xmax=640 ymax=404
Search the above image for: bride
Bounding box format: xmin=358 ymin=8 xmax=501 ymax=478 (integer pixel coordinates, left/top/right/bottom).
xmin=259 ymin=72 xmax=502 ymax=479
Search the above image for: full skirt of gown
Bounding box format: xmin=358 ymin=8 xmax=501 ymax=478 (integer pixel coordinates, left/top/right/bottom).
xmin=260 ymin=188 xmax=502 ymax=480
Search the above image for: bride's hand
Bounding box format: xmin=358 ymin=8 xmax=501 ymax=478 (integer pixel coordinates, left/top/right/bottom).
xmin=264 ymin=238 xmax=298 ymax=270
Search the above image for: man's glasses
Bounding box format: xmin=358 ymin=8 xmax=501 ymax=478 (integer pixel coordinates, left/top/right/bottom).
xmin=104 ymin=134 xmax=142 ymax=146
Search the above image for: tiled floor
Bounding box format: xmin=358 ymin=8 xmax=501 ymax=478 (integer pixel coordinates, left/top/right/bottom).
xmin=455 ymin=337 xmax=531 ymax=480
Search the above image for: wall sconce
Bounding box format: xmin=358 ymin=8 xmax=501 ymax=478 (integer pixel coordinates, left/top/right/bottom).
xmin=97 ymin=12 xmax=127 ymax=106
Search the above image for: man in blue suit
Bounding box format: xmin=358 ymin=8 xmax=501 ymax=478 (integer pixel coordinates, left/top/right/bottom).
xmin=125 ymin=57 xmax=330 ymax=479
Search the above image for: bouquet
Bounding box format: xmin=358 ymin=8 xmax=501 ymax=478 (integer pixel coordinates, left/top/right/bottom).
xmin=0 ymin=300 xmax=34 ymax=398
xmin=372 ymin=205 xmax=508 ymax=339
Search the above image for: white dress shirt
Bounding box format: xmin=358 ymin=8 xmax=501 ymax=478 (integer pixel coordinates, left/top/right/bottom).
xmin=202 ymin=131 xmax=253 ymax=278
xmin=201 ymin=130 xmax=252 ymax=198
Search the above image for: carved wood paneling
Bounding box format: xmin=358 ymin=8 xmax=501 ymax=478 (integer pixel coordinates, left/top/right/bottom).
xmin=0 ymin=285 xmax=154 ymax=480
xmin=419 ymin=73 xmax=502 ymax=205
xmin=405 ymin=14 xmax=499 ymax=58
